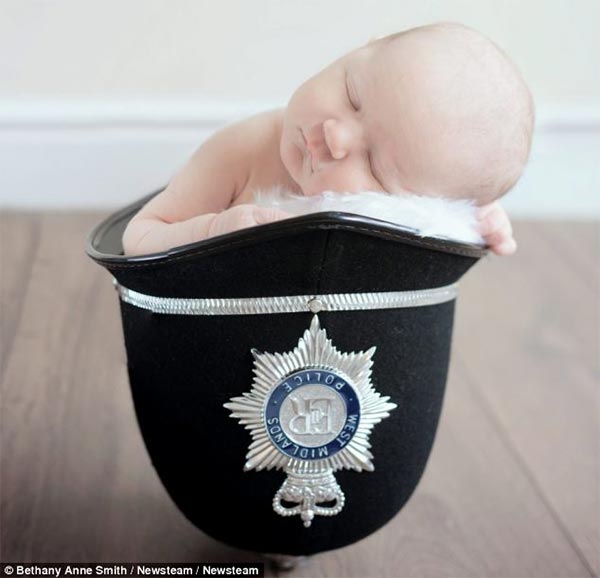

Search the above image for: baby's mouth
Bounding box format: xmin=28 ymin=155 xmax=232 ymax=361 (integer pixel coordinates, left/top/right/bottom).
xmin=300 ymin=125 xmax=333 ymax=173
xmin=298 ymin=128 xmax=313 ymax=173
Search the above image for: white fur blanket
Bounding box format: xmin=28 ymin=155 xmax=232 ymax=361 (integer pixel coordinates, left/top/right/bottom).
xmin=253 ymin=186 xmax=484 ymax=245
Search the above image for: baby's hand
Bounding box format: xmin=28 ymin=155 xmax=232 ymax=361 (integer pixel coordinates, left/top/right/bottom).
xmin=476 ymin=201 xmax=517 ymax=256
xmin=208 ymin=203 xmax=292 ymax=238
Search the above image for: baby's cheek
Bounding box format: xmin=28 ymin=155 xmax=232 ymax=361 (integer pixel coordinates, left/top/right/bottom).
xmin=280 ymin=141 xmax=301 ymax=181
xmin=314 ymin=164 xmax=375 ymax=195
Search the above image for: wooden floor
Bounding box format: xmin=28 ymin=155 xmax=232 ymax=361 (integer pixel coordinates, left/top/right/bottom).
xmin=1 ymin=213 xmax=598 ymax=578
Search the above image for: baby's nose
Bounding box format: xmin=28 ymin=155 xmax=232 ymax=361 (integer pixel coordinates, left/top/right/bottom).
xmin=305 ymin=127 xmax=332 ymax=168
xmin=323 ymin=119 xmax=348 ymax=159
xmin=305 ymin=121 xmax=348 ymax=166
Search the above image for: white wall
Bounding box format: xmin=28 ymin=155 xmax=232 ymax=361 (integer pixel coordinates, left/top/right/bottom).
xmin=1 ymin=0 xmax=598 ymax=216
xmin=2 ymin=0 xmax=599 ymax=106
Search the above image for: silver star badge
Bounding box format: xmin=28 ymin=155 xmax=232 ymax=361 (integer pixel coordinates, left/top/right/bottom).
xmin=224 ymin=315 xmax=396 ymax=527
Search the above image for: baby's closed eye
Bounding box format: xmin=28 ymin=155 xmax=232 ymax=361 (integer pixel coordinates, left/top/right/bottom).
xmin=345 ymin=71 xmax=360 ymax=111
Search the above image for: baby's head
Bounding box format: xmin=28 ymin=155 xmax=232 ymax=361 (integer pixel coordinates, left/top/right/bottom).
xmin=280 ymin=22 xmax=534 ymax=205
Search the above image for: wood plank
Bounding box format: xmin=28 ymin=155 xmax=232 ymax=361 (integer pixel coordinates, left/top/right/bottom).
xmin=454 ymin=220 xmax=599 ymax=576
xmin=532 ymin=220 xmax=599 ymax=293
xmin=0 ymin=211 xmax=41 ymax=380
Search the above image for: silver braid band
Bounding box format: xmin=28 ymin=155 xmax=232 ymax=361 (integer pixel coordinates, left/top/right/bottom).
xmin=112 ymin=277 xmax=458 ymax=315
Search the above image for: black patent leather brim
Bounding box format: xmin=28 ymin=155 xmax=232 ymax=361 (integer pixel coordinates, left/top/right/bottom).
xmin=86 ymin=187 xmax=488 ymax=267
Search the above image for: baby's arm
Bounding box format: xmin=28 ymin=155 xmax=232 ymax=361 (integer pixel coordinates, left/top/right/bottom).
xmin=122 ymin=114 xmax=288 ymax=256
xmin=476 ymin=201 xmax=517 ymax=256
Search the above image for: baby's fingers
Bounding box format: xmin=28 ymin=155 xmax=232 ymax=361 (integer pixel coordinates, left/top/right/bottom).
xmin=491 ymin=237 xmax=518 ymax=256
xmin=476 ymin=202 xmax=517 ymax=256
xmin=476 ymin=202 xmax=512 ymax=236
xmin=482 ymin=222 xmax=517 ymax=255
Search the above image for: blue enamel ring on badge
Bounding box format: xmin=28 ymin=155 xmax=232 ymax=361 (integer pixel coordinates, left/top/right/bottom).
xmin=265 ymin=369 xmax=361 ymax=460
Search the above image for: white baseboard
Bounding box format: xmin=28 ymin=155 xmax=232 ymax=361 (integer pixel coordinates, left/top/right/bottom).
xmin=0 ymin=98 xmax=598 ymax=218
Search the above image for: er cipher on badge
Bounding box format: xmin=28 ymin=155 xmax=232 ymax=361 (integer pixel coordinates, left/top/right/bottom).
xmin=224 ymin=315 xmax=397 ymax=527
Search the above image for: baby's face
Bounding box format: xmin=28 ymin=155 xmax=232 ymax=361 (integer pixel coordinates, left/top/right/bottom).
xmin=280 ymin=24 xmax=533 ymax=203
xmin=280 ymin=41 xmax=402 ymax=197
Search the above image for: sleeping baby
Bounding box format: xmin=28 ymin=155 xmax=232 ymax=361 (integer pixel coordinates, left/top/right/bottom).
xmin=122 ymin=22 xmax=534 ymax=256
